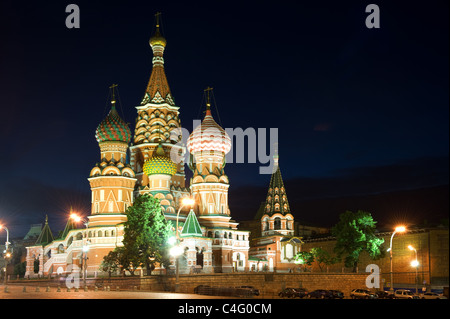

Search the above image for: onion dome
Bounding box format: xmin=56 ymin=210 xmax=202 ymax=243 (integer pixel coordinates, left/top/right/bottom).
xmin=149 ymin=25 xmax=167 ymax=48
xmin=187 ymin=104 xmax=231 ymax=155
xmin=143 ymin=144 xmax=177 ymax=176
xmin=95 ymin=104 xmax=131 ymax=144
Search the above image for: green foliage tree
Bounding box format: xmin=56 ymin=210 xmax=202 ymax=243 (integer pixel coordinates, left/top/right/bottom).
xmin=100 ymin=248 xmax=122 ymax=278
xmin=331 ymin=210 xmax=385 ymax=272
xmin=310 ymin=247 xmax=339 ymax=272
xmin=122 ymin=193 xmax=173 ymax=275
xmin=294 ymin=251 xmax=315 ymax=271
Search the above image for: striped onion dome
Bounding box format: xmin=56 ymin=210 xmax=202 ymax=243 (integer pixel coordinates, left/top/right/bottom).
xmin=95 ymin=106 xmax=131 ymax=143
xmin=143 ymin=144 xmax=177 ymax=176
xmin=186 ymin=109 xmax=231 ymax=155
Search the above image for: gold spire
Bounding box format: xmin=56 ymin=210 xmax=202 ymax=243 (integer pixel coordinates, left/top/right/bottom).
xmin=149 ymin=12 xmax=167 ymax=48
xmin=109 ymin=83 xmax=118 ymax=108
xmin=204 ymin=86 xmax=213 ymax=114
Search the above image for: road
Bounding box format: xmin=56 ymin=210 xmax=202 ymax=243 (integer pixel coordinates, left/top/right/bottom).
xmin=0 ymin=284 xmax=236 ymax=299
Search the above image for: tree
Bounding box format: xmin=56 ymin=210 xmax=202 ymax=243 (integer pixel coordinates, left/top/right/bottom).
xmin=294 ymin=251 xmax=315 ymax=271
xmin=332 ymin=210 xmax=385 ymax=272
xmin=122 ymin=193 xmax=173 ymax=275
xmin=310 ymin=247 xmax=339 ymax=272
xmin=100 ymin=248 xmax=122 ymax=278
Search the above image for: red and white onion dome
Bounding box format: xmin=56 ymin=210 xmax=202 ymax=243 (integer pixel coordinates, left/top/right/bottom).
xmin=186 ymin=109 xmax=232 ymax=155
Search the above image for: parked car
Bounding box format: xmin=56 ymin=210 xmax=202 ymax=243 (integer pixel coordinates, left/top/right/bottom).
xmin=293 ymin=288 xmax=309 ymax=298
xmin=375 ymin=290 xmax=394 ymax=299
xmin=394 ymin=289 xmax=419 ymax=299
xmin=309 ymin=289 xmax=333 ymax=299
xmin=420 ymin=292 xmax=448 ymax=300
xmin=350 ymin=289 xmax=377 ymax=299
xmin=235 ymin=285 xmax=260 ymax=296
xmin=278 ymin=288 xmax=299 ymax=298
xmin=329 ymin=290 xmax=344 ymax=299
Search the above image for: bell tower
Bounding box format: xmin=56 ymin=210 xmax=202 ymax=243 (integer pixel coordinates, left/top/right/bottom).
xmin=129 ymin=13 xmax=187 ymax=205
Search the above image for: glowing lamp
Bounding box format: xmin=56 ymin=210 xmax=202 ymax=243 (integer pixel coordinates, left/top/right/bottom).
xmin=395 ymin=226 xmax=406 ymax=233
xmin=170 ymin=245 xmax=183 ymax=257
xmin=181 ymin=198 xmax=195 ymax=207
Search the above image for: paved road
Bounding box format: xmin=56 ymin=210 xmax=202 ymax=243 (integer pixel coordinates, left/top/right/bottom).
xmin=0 ymin=284 xmax=235 ymax=299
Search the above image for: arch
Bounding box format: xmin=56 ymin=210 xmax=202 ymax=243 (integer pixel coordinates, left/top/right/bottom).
xmin=89 ymin=167 xmax=101 ymax=177
xmin=101 ymin=166 xmax=121 ymax=176
xmin=274 ymin=217 xmax=281 ymax=230
xmin=135 ymin=119 xmax=149 ymax=128
xmin=192 ymin=176 xmax=205 ymax=184
xmin=205 ymin=175 xmax=219 ymax=183
xmin=122 ymin=167 xmax=135 ymax=177
xmin=135 ymin=126 xmax=147 ymax=136
xmin=219 ymin=175 xmax=229 ymax=183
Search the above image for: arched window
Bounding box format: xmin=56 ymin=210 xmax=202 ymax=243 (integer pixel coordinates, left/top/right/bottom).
xmin=98 ymin=230 xmax=103 ymax=237
xmin=274 ymin=217 xmax=281 ymax=230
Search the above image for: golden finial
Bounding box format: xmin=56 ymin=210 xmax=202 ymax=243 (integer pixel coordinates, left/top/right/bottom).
xmin=109 ymin=84 xmax=118 ymax=106
xmin=204 ymin=86 xmax=213 ymax=111
xmin=150 ymin=12 xmax=167 ymax=47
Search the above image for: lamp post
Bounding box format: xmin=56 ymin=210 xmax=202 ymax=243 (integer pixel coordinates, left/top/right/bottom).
xmin=171 ymin=197 xmax=195 ymax=292
xmin=408 ymin=245 xmax=419 ymax=295
xmin=388 ymin=226 xmax=406 ymax=292
xmin=82 ymin=244 xmax=89 ymax=288
xmin=70 ymin=213 xmax=89 ymax=287
xmin=0 ymin=224 xmax=11 ymax=284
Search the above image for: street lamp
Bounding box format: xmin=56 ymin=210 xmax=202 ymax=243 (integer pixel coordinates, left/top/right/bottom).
xmin=0 ymin=224 xmax=11 ymax=285
xmin=408 ymin=245 xmax=419 ymax=295
xmin=70 ymin=213 xmax=89 ymax=287
xmin=172 ymin=197 xmax=195 ymax=292
xmin=0 ymin=224 xmax=10 ymax=251
xmin=388 ymin=225 xmax=406 ymax=291
xmin=82 ymin=244 xmax=89 ymax=288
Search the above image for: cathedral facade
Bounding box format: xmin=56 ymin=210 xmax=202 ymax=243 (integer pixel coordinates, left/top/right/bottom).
xmin=25 ymin=16 xmax=251 ymax=278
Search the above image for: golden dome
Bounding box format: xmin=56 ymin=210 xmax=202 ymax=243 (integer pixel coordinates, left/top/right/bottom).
xmin=149 ymin=27 xmax=167 ymax=47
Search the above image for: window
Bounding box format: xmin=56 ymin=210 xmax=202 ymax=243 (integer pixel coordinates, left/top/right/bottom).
xmin=274 ymin=217 xmax=281 ymax=230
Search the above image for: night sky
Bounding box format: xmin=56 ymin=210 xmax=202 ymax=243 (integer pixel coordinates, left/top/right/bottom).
xmin=0 ymin=0 xmax=448 ymax=238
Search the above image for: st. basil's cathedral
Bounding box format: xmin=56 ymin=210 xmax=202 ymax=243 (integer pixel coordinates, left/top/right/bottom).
xmin=24 ymin=15 xmax=302 ymax=278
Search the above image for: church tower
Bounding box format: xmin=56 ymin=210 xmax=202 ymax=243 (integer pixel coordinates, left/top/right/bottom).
xmin=187 ymin=88 xmax=249 ymax=272
xmin=88 ymin=85 xmax=137 ymax=228
xmin=261 ymin=149 xmax=294 ymax=236
xmin=186 ymin=88 xmax=234 ymax=228
xmin=86 ymin=85 xmax=137 ymax=270
xmin=129 ymin=13 xmax=188 ymax=207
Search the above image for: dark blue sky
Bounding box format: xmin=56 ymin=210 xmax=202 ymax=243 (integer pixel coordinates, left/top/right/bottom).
xmin=0 ymin=0 xmax=448 ymax=237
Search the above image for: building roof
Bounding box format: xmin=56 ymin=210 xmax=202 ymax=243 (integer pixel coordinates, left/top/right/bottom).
xmin=35 ymin=216 xmax=54 ymax=246
xmin=23 ymin=224 xmax=43 ymax=240
xmin=95 ymin=104 xmax=131 ymax=144
xmin=143 ymin=144 xmax=177 ymax=176
xmin=141 ymin=14 xmax=174 ymax=106
xmin=57 ymin=216 xmax=78 ymax=240
xmin=180 ymin=209 xmax=203 ymax=237
xmin=263 ymin=154 xmax=291 ymax=216
xmin=186 ymin=90 xmax=231 ymax=155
